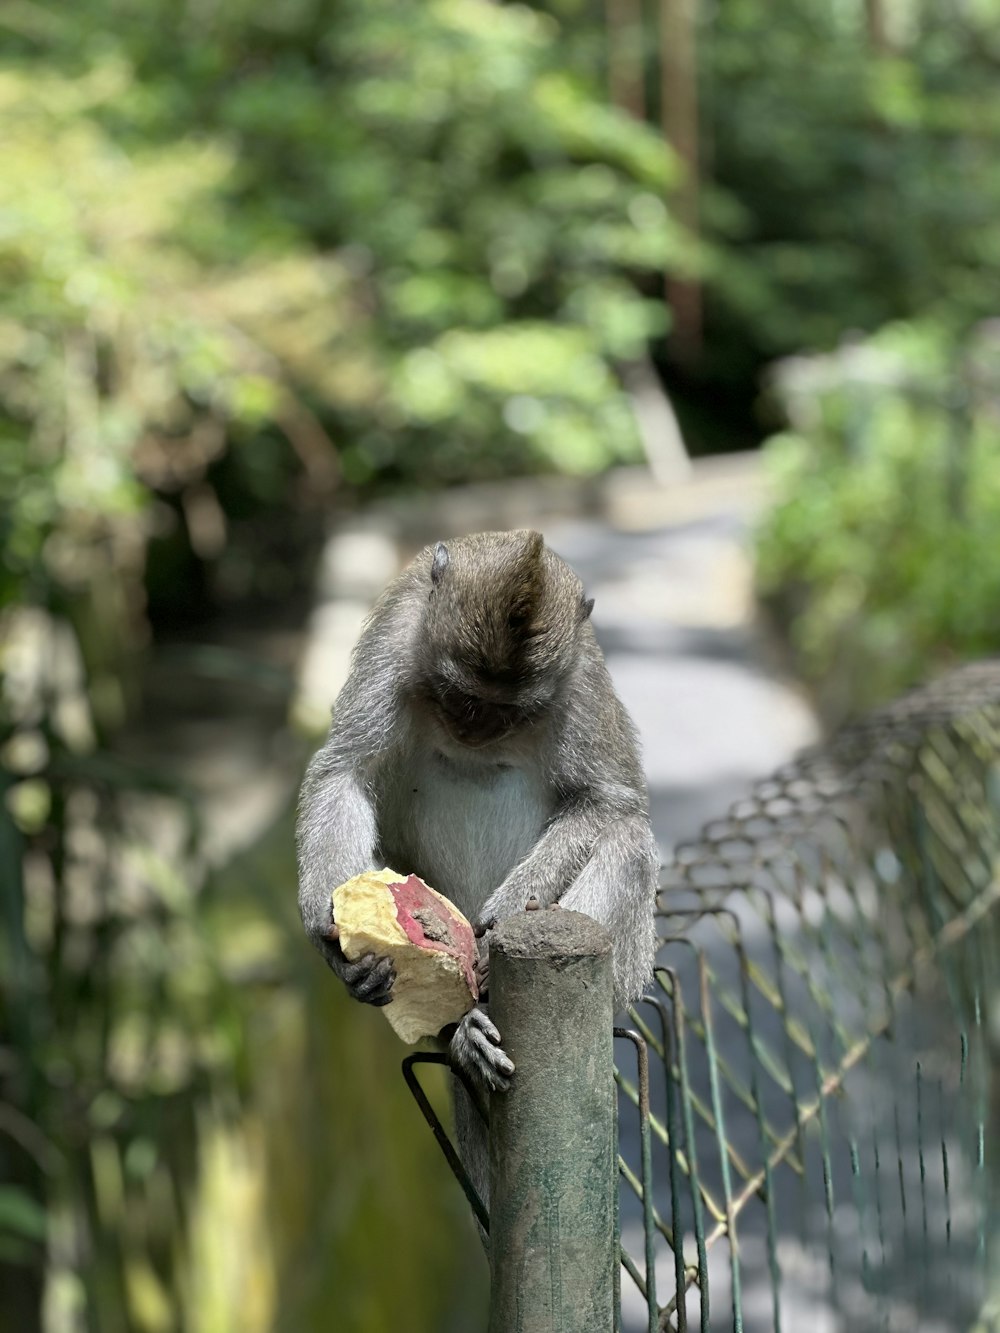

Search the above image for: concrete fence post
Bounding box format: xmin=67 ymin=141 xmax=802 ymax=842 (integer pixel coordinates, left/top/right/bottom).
xmin=487 ymin=909 xmax=617 ymax=1333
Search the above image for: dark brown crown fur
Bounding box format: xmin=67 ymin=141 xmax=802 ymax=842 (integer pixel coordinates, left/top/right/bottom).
xmin=421 ymin=529 xmax=585 ymax=692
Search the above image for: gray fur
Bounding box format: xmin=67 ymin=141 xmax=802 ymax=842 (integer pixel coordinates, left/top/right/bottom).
xmin=296 ymin=530 xmax=658 ymax=1203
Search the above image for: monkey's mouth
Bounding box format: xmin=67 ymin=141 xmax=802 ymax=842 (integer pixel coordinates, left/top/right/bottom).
xmin=439 ymin=713 xmax=513 ymax=748
xmin=434 ymin=696 xmax=517 ymax=748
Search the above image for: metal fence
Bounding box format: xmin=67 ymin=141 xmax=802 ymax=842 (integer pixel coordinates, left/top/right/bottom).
xmin=410 ymin=661 xmax=1000 ymax=1331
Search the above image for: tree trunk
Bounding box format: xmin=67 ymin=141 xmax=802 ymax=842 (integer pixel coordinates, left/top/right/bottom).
xmin=660 ymin=0 xmax=702 ymax=367
xmin=605 ymin=0 xmax=646 ymax=120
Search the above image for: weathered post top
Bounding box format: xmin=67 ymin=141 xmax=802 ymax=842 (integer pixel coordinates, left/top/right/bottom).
xmin=487 ymin=908 xmax=616 ymax=1333
xmin=491 ymin=907 xmax=613 ymax=961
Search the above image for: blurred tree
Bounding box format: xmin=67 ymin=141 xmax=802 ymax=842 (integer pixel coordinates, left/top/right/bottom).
xmin=660 ymin=0 xmax=702 ymax=366
xmin=605 ymin=0 xmax=646 ymax=120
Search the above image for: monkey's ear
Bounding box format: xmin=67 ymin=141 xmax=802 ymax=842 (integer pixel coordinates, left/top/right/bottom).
xmin=580 ymin=595 xmax=595 ymax=621
xmin=431 ymin=542 xmax=450 ymax=586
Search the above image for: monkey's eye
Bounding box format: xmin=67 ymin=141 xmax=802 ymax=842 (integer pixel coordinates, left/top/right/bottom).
xmin=434 ymin=688 xmax=478 ymax=721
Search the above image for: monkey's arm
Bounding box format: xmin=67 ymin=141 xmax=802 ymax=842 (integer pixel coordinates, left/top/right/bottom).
xmin=475 ymin=784 xmax=642 ymax=926
xmin=475 ymin=667 xmax=659 ymax=1009
xmin=295 ymin=591 xmax=419 ymax=1004
xmin=475 ymin=798 xmax=657 ymax=1010
xmin=558 ymin=813 xmax=658 ymax=1008
xmin=451 ymin=793 xmax=655 ymax=1091
xmin=296 ymin=755 xmax=396 ymax=1005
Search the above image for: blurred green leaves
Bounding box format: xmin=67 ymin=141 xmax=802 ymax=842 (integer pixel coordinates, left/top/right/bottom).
xmin=1 ymin=0 xmax=684 ymax=633
xmin=757 ymin=321 xmax=1000 ymax=722
xmin=703 ymin=2 xmax=1000 ymax=379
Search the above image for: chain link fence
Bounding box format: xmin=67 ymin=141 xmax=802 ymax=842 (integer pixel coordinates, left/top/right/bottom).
xmin=619 ymin=660 xmax=1000 ymax=1331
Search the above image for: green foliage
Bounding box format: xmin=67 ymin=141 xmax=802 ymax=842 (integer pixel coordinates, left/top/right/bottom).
xmin=0 ymin=61 xmax=366 ymax=667
xmin=0 ymin=60 xmax=329 ymax=1330
xmin=7 ymin=0 xmax=680 ymax=492
xmin=756 ymin=321 xmax=1000 ymax=721
xmin=0 ymin=682 xmax=245 ymax=1326
xmin=703 ymin=1 xmax=1000 ymax=379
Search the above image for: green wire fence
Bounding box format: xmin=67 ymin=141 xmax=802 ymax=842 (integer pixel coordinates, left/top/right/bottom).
xmin=409 ymin=660 xmax=1000 ymax=1331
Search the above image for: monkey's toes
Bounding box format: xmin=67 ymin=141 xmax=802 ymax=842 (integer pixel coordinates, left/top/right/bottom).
xmin=450 ymin=1008 xmax=514 ymax=1092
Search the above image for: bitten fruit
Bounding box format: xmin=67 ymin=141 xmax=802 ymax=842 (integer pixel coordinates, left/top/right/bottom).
xmin=332 ymin=869 xmax=479 ymax=1043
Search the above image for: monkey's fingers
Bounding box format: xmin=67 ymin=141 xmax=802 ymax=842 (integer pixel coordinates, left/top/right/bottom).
xmin=525 ymin=897 xmax=540 ymax=911
xmin=342 ymin=953 xmax=396 ymax=1005
xmin=353 ymin=963 xmax=396 ymax=1005
xmin=474 ymin=954 xmax=490 ymax=997
xmin=473 ymin=915 xmax=497 ymax=940
xmin=466 ymin=1012 xmax=514 ymax=1081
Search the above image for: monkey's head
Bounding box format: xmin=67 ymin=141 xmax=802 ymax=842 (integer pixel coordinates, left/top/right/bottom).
xmin=415 ymin=529 xmax=593 ymax=749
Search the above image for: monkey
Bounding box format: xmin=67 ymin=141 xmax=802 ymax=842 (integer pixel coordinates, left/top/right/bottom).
xmin=296 ymin=529 xmax=658 ymax=1205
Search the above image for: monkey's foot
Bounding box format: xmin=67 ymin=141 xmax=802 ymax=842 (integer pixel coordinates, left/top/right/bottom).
xmin=321 ymin=931 xmax=396 ymax=1006
xmin=449 ymin=1007 xmax=514 ymax=1093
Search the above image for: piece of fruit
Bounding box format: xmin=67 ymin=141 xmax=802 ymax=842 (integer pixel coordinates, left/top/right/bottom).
xmin=332 ymin=869 xmax=479 ymax=1043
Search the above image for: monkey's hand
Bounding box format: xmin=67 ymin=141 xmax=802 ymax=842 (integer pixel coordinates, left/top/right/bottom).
xmin=448 ymin=1007 xmax=514 ymax=1093
xmin=473 ymin=949 xmax=489 ymax=999
xmin=320 ymin=909 xmax=396 ymax=1007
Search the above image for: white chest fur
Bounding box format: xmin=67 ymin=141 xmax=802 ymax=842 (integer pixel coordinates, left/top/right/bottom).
xmin=377 ymin=747 xmax=552 ymax=919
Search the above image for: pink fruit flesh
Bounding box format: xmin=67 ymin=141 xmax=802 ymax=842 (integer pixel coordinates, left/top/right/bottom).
xmin=389 ymin=874 xmax=478 ymax=1000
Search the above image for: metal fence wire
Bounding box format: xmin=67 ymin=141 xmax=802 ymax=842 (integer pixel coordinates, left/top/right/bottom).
xmin=409 ymin=660 xmax=1000 ymax=1332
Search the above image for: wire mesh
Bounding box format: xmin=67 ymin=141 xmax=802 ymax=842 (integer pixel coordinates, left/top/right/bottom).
xmin=617 ymin=660 xmax=1000 ymax=1331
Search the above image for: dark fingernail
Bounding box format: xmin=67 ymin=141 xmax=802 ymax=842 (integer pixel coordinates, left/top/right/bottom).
xmin=525 ymin=897 xmax=540 ymax=911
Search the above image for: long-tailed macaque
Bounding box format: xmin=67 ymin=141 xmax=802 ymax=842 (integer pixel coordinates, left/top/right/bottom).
xmin=296 ymin=529 xmax=657 ymax=1200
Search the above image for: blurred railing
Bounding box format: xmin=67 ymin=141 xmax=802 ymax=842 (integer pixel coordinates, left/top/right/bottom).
xmin=408 ymin=660 xmax=1000 ymax=1331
